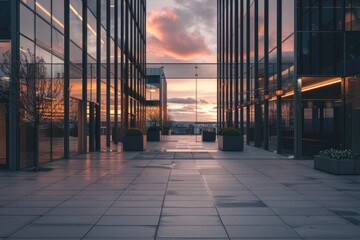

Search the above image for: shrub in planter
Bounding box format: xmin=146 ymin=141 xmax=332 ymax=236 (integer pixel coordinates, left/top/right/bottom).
xmin=202 ymin=128 xmax=216 ymax=142
xmin=123 ymin=128 xmax=146 ymax=151
xmin=218 ymin=128 xmax=243 ymax=151
xmin=314 ymin=149 xmax=360 ymax=175
xmin=147 ymin=126 xmax=162 ymax=141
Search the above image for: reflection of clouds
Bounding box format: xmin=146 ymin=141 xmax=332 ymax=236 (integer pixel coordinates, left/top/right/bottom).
xmin=147 ymin=8 xmax=212 ymax=62
xmin=168 ymin=97 xmax=196 ymax=104
xmin=200 ymin=99 xmax=208 ymax=104
xmin=168 ymin=102 xmax=217 ymax=122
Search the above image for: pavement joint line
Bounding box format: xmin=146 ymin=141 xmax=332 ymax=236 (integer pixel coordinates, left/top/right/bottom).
xmin=154 ymin=158 xmax=174 ymax=239
xmin=196 ymin=159 xmax=231 ymax=240
xmin=215 ymin=158 xmax=306 ymax=240
xmin=81 ymin=158 xmax=155 ymax=239
xmin=5 ymin=164 xmax=99 ymax=238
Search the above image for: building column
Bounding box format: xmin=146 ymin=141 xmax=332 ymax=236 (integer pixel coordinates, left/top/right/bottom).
xmin=120 ymin=0 xmax=126 ymax=136
xmin=246 ymin=0 xmax=251 ymax=145
xmin=225 ymin=0 xmax=230 ymax=127
xmin=276 ymin=0 xmax=283 ymax=154
xmin=229 ymin=0 xmax=233 ymax=127
xmin=81 ymin=0 xmax=88 ymax=154
xmin=240 ymin=0 xmax=244 ymax=136
xmin=234 ymin=0 xmax=239 ymax=129
xmin=106 ymin=0 xmax=111 ymax=149
xmin=254 ymin=0 xmax=262 ymax=148
xmin=294 ymin=1 xmax=302 ymax=159
xmin=95 ymin=0 xmax=101 ymax=151
xmin=124 ymin=0 xmax=129 ymax=130
xmin=64 ymin=0 xmax=70 ymax=159
xmin=9 ymin=0 xmax=20 ymax=170
xmin=221 ymin=1 xmax=226 ymax=129
xmin=114 ymin=0 xmax=119 ymax=144
xmin=217 ymin=0 xmax=220 ymax=130
xmin=264 ymin=0 xmax=270 ymax=150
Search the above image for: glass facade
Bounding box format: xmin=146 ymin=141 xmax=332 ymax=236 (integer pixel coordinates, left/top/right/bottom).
xmin=146 ymin=68 xmax=167 ymax=129
xmin=218 ymin=0 xmax=360 ymax=158
xmin=0 ymin=0 xmax=146 ymax=170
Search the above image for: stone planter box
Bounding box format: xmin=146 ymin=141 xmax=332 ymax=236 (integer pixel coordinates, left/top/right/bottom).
xmin=147 ymin=130 xmax=162 ymax=141
xmin=218 ymin=135 xmax=243 ymax=151
xmin=314 ymin=155 xmax=360 ymax=175
xmin=123 ymin=135 xmax=147 ymax=151
xmin=202 ymin=131 xmax=216 ymax=142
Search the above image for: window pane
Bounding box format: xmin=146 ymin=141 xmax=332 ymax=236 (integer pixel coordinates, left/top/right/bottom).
xmin=20 ymin=3 xmax=35 ymax=40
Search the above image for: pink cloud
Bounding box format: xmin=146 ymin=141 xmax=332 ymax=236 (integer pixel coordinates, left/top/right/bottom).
xmin=147 ymin=8 xmax=213 ymax=62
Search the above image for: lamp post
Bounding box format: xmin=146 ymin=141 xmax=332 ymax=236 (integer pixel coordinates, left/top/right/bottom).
xmin=195 ymin=65 xmax=198 ymax=142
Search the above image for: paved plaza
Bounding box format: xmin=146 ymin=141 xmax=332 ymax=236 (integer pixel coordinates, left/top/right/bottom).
xmin=1 ymin=137 xmax=360 ymax=239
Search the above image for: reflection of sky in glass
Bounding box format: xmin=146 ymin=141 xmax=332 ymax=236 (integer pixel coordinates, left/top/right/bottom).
xmin=147 ymin=0 xmax=218 ymax=122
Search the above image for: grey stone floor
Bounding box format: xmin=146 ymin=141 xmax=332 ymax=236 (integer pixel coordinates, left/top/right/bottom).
xmin=1 ymin=138 xmax=360 ymax=239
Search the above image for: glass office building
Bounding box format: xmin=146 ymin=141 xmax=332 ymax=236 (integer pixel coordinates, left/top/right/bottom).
xmin=146 ymin=68 xmax=167 ymax=129
xmin=0 ymin=0 xmax=146 ymax=170
xmin=218 ymin=0 xmax=360 ymax=158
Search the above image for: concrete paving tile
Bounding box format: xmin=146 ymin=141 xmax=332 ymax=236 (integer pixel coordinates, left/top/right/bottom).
xmin=162 ymin=207 xmax=218 ymax=216
xmin=217 ymin=207 xmax=275 ymax=216
xmin=166 ymin=190 xmax=209 ymax=196
xmin=118 ymin=195 xmax=164 ymax=201
xmin=112 ymin=200 xmax=163 ymax=208
xmin=160 ymin=216 xmax=222 ymax=226
xmin=6 ymin=201 xmax=64 ymax=208
xmin=85 ymin=226 xmax=157 ymax=238
xmin=105 ymin=207 xmax=162 ymax=216
xmin=97 ymin=216 xmax=160 ymax=225
xmin=281 ymin=216 xmax=351 ymax=227
xmin=263 ymin=200 xmax=321 ymax=208
xmin=330 ymin=207 xmax=360 ymax=216
xmin=58 ymin=200 xmax=114 ymax=208
xmin=318 ymin=200 xmax=360 ymax=208
xmin=271 ymin=207 xmax=336 ymax=216
xmin=46 ymin=207 xmax=107 ymax=216
xmin=33 ymin=216 xmax=100 ymax=225
xmin=0 ymin=208 xmax=51 ymax=216
xmin=0 ymin=216 xmax=36 ymax=237
xmin=215 ymin=200 xmax=266 ymax=208
xmin=226 ymin=226 xmax=300 ymax=238
xmin=221 ymin=215 xmax=285 ymax=226
xmin=9 ymin=238 xmax=80 ymax=240
xmin=165 ymin=195 xmax=212 ymax=201
xmin=85 ymin=238 xmax=152 ymax=240
xmin=157 ymin=226 xmax=227 ymax=238
xmin=164 ymin=200 xmax=214 ymax=208
xmin=343 ymin=216 xmax=360 ymax=226
xmin=11 ymin=225 xmax=92 ymax=238
xmin=294 ymin=226 xmax=360 ymax=238
xmin=157 ymin=238 xmax=227 ymax=240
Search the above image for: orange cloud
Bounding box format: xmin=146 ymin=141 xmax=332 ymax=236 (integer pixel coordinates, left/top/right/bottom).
xmin=147 ymin=8 xmax=212 ymax=62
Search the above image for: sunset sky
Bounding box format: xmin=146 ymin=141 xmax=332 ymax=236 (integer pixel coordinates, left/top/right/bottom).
xmin=147 ymin=0 xmax=217 ymax=122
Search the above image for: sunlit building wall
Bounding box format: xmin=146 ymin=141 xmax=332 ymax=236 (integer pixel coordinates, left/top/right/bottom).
xmin=0 ymin=0 xmax=146 ymax=170
xmin=218 ymin=0 xmax=360 ymax=158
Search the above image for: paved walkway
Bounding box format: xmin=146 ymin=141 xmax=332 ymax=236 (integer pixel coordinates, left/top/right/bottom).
xmin=1 ymin=138 xmax=360 ymax=239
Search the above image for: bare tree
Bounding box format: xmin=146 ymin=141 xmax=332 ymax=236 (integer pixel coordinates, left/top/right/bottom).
xmin=0 ymin=49 xmax=64 ymax=170
xmin=146 ymin=106 xmax=160 ymax=126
